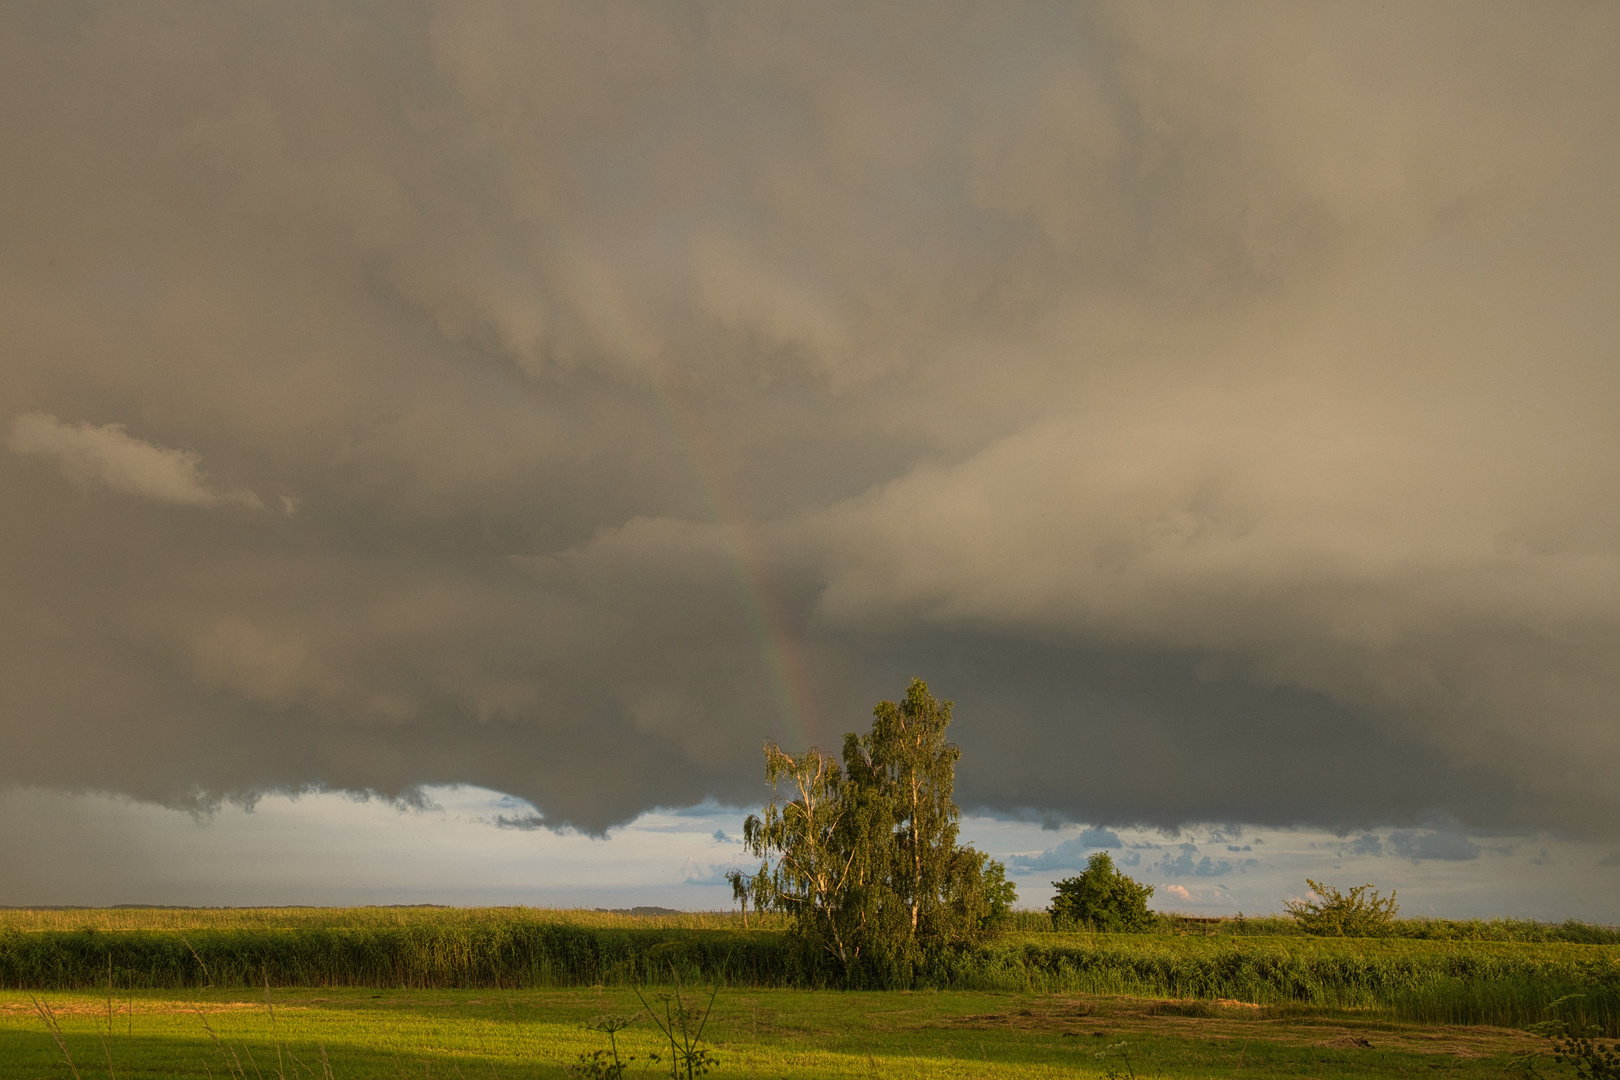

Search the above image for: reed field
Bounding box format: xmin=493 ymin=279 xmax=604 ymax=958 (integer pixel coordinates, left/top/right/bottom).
xmin=10 ymin=904 xmax=1610 ymax=943
xmin=1 ymin=907 xmax=1617 ymax=1037
xmin=0 ymin=906 xmax=782 ymax=935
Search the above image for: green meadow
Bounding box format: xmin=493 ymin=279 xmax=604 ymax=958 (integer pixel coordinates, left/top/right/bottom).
xmin=2 ymin=907 xmax=1617 ymax=1077
xmin=0 ymin=985 xmax=1555 ymax=1079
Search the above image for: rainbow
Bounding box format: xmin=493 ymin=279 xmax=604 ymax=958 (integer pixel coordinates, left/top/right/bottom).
xmin=641 ymin=364 xmax=825 ymax=754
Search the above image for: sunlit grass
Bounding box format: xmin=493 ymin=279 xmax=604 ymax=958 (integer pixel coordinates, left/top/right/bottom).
xmin=0 ymin=986 xmax=1553 ymax=1079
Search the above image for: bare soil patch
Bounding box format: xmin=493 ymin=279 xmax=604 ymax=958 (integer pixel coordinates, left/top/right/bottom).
xmin=944 ymin=994 xmax=1542 ymax=1058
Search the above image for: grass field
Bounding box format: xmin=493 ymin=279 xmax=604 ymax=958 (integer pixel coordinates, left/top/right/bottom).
xmin=2 ymin=908 xmax=1617 ymax=1077
xmin=0 ymin=985 xmax=1558 ymax=1079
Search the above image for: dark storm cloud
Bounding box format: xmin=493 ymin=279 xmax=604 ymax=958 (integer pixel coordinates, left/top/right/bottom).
xmin=2 ymin=2 xmax=1619 ymax=838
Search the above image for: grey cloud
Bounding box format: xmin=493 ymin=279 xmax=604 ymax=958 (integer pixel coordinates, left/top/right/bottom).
xmin=1388 ymin=830 xmax=1482 ymax=863
xmin=1347 ymin=834 xmax=1384 ymax=857
xmin=1157 ymin=844 xmax=1245 ymax=878
xmin=1007 ymin=847 xmax=1081 ymax=874
xmin=0 ymin=1 xmax=1618 ymax=851
xmin=1006 ymin=826 xmax=1122 ymax=872
xmin=683 ymin=867 xmax=737 ymax=888
xmin=661 ymin=802 xmax=741 ymax=818
xmin=492 ymin=814 xmax=547 ymax=832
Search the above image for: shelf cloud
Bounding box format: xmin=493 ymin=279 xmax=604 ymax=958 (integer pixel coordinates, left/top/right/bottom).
xmin=1 ymin=1 xmax=1617 ymax=839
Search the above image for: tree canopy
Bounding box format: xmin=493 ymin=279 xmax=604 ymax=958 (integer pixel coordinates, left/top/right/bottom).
xmin=1048 ymin=851 xmax=1155 ymax=932
xmin=740 ymin=679 xmax=1014 ymax=982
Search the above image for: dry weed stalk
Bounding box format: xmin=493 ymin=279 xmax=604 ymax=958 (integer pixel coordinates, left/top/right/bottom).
xmin=100 ymin=952 xmax=118 ymax=1080
xmin=29 ymin=993 xmax=84 ymax=1080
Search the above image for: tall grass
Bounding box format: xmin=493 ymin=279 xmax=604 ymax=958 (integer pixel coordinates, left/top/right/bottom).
xmin=0 ymin=924 xmax=808 ymax=992
xmin=2 ymin=911 xmax=1617 ymax=1034
xmin=998 ymin=908 xmax=1620 ymax=944
xmin=1215 ymin=913 xmax=1620 ymax=944
xmin=7 ymin=906 xmax=1612 ymax=943
xmin=980 ymin=934 xmax=1620 ymax=1034
xmin=0 ymin=906 xmax=786 ymax=934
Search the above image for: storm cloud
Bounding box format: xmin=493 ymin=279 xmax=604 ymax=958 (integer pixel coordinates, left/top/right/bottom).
xmin=3 ymin=2 xmax=1618 ymax=837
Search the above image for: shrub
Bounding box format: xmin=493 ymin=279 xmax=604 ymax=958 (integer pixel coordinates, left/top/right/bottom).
xmin=1049 ymin=852 xmax=1155 ymax=932
xmin=1285 ymin=879 xmax=1398 ymax=936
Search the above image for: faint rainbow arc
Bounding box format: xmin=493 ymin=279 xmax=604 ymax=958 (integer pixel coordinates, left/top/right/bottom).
xmin=640 ymin=365 xmax=825 ymax=754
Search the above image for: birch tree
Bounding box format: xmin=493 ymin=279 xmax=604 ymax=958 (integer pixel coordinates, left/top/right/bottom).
xmin=740 ymin=744 xmax=874 ymax=969
xmin=741 ymin=679 xmax=1014 ymax=981
xmin=865 ymin=679 xmax=961 ymax=941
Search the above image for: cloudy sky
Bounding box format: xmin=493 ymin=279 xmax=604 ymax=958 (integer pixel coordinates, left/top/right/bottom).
xmin=3 ymin=1 xmax=1619 ymax=918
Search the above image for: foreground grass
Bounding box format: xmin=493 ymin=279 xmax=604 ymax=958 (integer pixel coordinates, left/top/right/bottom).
xmin=0 ymin=986 xmax=1554 ymax=1079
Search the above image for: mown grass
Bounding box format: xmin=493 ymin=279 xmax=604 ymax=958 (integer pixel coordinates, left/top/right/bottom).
xmin=0 ymin=985 xmax=1557 ymax=1079
xmin=3 ymin=909 xmax=1618 ymax=1036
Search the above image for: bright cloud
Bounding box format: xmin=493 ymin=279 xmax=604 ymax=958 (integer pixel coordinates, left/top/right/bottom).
xmin=8 ymin=412 xmax=260 ymax=508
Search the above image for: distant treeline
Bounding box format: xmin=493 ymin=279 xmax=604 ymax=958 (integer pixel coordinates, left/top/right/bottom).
xmin=5 ymin=904 xmax=1616 ymax=943
xmin=3 ymin=918 xmax=1618 ymax=1035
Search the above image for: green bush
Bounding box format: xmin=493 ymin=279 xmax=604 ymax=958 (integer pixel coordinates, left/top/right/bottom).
xmin=1048 ymin=852 xmax=1155 ymax=932
xmin=1285 ymin=879 xmax=1398 ymax=937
